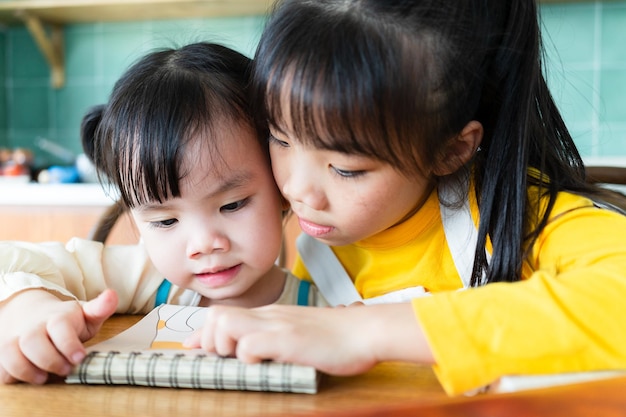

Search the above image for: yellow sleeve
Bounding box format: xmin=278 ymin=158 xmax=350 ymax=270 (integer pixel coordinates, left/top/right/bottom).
xmin=0 ymin=238 xmax=162 ymax=313
xmin=414 ymin=197 xmax=626 ymax=395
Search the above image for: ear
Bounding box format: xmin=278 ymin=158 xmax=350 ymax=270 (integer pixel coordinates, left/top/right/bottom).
xmin=432 ymin=120 xmax=483 ymax=176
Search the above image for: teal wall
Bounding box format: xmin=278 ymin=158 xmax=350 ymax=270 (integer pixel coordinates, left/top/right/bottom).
xmin=1 ymin=16 xmax=265 ymax=167
xmin=0 ymin=2 xmax=625 ymax=168
xmin=542 ymin=1 xmax=626 ymax=162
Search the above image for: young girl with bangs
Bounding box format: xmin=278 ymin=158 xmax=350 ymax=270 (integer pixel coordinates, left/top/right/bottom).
xmin=188 ymin=0 xmax=626 ymax=395
xmin=0 ymin=42 xmax=326 ymax=385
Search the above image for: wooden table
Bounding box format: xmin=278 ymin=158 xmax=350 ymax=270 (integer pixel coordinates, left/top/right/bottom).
xmin=2 ymin=315 xmax=626 ymax=417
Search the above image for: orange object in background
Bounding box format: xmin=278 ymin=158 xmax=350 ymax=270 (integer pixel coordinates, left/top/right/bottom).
xmin=1 ymin=163 xmax=28 ymax=176
xmin=0 ymin=147 xmax=33 ymax=178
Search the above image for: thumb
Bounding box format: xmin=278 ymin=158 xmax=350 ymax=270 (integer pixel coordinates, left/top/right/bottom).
xmin=81 ymin=289 xmax=118 ymax=339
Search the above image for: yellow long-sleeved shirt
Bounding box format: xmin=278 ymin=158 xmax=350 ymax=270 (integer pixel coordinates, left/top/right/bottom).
xmin=292 ymin=187 xmax=626 ymax=395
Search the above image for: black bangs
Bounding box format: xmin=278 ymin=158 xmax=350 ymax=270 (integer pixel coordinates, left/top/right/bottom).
xmin=92 ymin=43 xmax=255 ymax=209
xmin=119 ymin=79 xmax=215 ymax=208
xmin=252 ymin=1 xmax=455 ymax=175
xmin=256 ymin=6 xmax=400 ymax=161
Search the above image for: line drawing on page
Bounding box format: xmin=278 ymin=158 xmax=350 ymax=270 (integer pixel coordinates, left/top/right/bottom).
xmin=149 ymin=305 xmax=206 ymax=350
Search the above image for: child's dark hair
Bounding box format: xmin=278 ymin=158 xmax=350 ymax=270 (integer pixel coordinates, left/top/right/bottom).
xmin=81 ymin=42 xmax=265 ymax=209
xmin=251 ymin=0 xmax=614 ymax=286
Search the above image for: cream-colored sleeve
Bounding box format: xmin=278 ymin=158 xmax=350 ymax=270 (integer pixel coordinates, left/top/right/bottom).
xmin=0 ymin=238 xmax=163 ymax=314
xmin=413 ymin=199 xmax=626 ymax=395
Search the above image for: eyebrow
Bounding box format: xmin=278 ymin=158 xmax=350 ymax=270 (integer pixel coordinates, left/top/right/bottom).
xmin=134 ymin=171 xmax=254 ymax=213
xmin=208 ymin=171 xmax=253 ymax=198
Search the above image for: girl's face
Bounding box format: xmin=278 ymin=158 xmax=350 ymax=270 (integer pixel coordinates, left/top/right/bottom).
xmin=269 ymin=127 xmax=433 ymax=246
xmin=131 ymin=122 xmax=285 ymax=306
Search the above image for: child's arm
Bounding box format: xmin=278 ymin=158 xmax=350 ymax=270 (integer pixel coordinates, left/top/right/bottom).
xmin=0 ymin=288 xmax=117 ymax=384
xmin=0 ymin=239 xmax=161 ymax=312
xmin=0 ymin=238 xmax=162 ymax=384
xmin=186 ymin=302 xmax=435 ymax=374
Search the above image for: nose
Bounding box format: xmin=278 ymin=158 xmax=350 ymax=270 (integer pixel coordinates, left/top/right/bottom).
xmin=186 ymin=224 xmax=230 ymax=259
xmin=278 ymin=158 xmax=328 ymax=211
xmin=281 ymin=173 xmax=328 ymax=211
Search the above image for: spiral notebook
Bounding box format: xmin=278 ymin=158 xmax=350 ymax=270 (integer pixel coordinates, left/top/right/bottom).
xmin=65 ymin=304 xmax=320 ymax=394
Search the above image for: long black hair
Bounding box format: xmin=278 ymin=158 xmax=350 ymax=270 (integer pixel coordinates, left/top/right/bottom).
xmin=251 ymin=0 xmax=607 ymax=285
xmin=81 ymin=42 xmax=265 ymax=209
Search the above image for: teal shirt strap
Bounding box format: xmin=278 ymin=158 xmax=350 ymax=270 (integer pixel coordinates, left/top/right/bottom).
xmin=155 ymin=279 xmax=172 ymax=307
xmin=297 ymin=280 xmax=311 ymax=306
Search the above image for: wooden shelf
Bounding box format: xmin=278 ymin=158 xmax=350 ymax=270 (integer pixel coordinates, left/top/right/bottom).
xmin=0 ymin=0 xmax=271 ymax=24
xmin=0 ymin=0 xmax=272 ymax=88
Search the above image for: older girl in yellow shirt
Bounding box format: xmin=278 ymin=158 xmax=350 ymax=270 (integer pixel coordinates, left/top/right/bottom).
xmin=189 ymin=0 xmax=626 ymax=395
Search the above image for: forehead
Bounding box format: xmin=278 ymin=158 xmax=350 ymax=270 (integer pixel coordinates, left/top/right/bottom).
xmin=179 ymin=121 xmax=268 ymax=195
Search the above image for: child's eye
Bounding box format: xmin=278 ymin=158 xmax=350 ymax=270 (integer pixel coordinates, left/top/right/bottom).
xmin=331 ymin=166 xmax=366 ymax=178
xmin=269 ymin=134 xmax=290 ymax=148
xmin=221 ymin=198 xmax=249 ymax=213
xmin=149 ymin=218 xmax=178 ymax=228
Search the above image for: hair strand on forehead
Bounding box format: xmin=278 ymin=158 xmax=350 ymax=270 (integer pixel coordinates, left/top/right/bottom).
xmin=84 ymin=42 xmax=267 ymax=209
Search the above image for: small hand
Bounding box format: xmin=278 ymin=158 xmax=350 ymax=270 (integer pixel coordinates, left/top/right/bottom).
xmin=185 ymin=303 xmax=432 ymax=376
xmin=0 ymin=288 xmax=118 ymax=384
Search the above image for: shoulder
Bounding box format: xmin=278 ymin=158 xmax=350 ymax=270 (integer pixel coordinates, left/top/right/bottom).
xmin=547 ymin=190 xmax=626 ymax=224
xmin=528 ymin=190 xmax=626 ymax=266
xmin=527 ymin=187 xmax=598 ymax=223
xmin=550 ymin=191 xmax=596 ymax=217
xmin=533 ymin=189 xmax=626 ymax=230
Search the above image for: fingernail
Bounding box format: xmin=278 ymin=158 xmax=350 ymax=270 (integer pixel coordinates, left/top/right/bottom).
xmin=71 ymin=351 xmax=86 ymax=364
xmin=183 ymin=337 xmax=195 ymax=348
